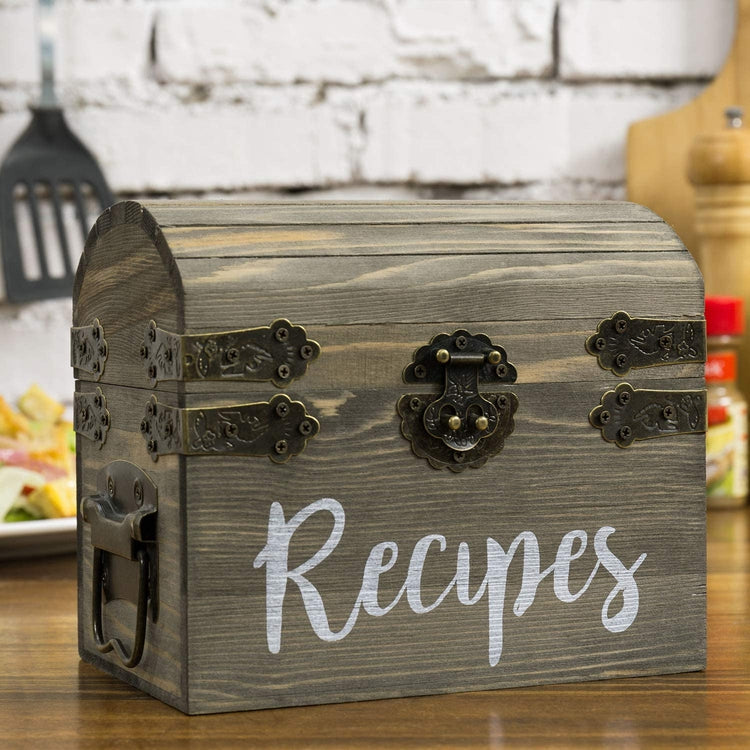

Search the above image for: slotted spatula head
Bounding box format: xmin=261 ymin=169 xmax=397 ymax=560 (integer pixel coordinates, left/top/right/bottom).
xmin=0 ymin=106 xmax=114 ymax=303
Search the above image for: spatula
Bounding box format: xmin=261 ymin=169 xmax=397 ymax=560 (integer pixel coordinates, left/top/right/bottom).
xmin=0 ymin=0 xmax=114 ymax=303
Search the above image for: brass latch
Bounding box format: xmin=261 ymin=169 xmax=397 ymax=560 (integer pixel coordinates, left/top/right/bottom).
xmin=80 ymin=461 xmax=158 ymax=669
xmin=139 ymin=318 xmax=320 ymax=386
xmin=398 ymin=330 xmax=518 ymax=472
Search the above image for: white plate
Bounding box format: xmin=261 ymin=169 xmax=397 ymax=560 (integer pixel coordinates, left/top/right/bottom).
xmin=0 ymin=517 xmax=76 ymax=560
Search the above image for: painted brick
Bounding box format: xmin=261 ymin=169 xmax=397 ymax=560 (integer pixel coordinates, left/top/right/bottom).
xmin=65 ymin=88 xmax=355 ymax=192
xmin=154 ymin=0 xmax=555 ymax=84
xmin=0 ymin=299 xmax=73 ymax=404
xmin=359 ymin=81 xmax=703 ymax=185
xmin=0 ymin=2 xmax=37 ymax=86
xmin=56 ymin=1 xmax=154 ymax=83
xmin=560 ymin=0 xmax=736 ymax=80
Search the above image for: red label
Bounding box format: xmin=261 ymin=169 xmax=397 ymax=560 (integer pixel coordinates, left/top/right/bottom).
xmin=706 ymin=352 xmax=737 ymax=382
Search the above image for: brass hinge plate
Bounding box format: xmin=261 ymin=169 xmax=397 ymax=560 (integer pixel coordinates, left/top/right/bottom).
xmin=140 ymin=394 xmax=320 ymax=462
xmin=590 ymin=383 xmax=707 ymax=448
xmin=71 ymin=318 xmax=108 ymax=380
xmin=139 ymin=318 xmax=320 ymax=386
xmin=586 ymin=311 xmax=706 ymax=376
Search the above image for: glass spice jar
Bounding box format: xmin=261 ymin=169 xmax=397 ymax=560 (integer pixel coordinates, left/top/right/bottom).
xmin=705 ymin=296 xmax=748 ymax=509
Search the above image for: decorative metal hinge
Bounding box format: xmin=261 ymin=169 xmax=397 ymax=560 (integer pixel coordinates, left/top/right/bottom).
xmin=74 ymin=387 xmax=110 ymax=447
xmin=71 ymin=318 xmax=108 ymax=380
xmin=139 ymin=318 xmax=320 ymax=387
xmin=590 ymin=383 xmax=707 ymax=448
xmin=80 ymin=460 xmax=158 ymax=669
xmin=399 ymin=330 xmax=518 ymax=472
xmin=586 ymin=311 xmax=706 ymax=376
xmin=140 ymin=393 xmax=320 ymax=462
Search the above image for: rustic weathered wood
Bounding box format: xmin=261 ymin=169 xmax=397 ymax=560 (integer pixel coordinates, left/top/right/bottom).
xmin=73 ymin=200 xmax=706 ymax=715
xmin=2 ymin=508 xmax=746 ymax=746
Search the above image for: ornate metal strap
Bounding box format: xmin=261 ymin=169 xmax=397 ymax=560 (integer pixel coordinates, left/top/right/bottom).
xmin=140 ymin=318 xmax=320 ymax=386
xmin=586 ymin=312 xmax=706 ymax=376
xmin=590 ymin=383 xmax=707 ymax=448
xmin=74 ymin=387 xmax=110 ymax=447
xmin=140 ymin=394 xmax=320 ymax=462
xmin=71 ymin=318 xmax=107 ymax=380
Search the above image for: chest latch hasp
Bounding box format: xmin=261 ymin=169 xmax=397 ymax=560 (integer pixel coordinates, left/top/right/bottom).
xmin=398 ymin=330 xmax=518 ymax=472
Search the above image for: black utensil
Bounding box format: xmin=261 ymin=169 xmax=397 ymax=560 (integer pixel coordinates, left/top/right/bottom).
xmin=0 ymin=0 xmax=114 ymax=303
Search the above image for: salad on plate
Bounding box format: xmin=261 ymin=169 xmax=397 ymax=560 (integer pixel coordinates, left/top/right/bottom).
xmin=0 ymin=385 xmax=75 ymax=523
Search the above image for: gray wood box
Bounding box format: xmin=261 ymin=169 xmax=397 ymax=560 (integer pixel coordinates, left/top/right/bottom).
xmin=73 ymin=200 xmax=706 ymax=715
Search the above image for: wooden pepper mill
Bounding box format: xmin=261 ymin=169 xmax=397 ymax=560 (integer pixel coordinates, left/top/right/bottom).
xmin=689 ymin=107 xmax=750 ymax=393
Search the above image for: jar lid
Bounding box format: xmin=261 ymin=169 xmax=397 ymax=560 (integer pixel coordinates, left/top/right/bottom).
xmin=705 ymin=296 xmax=744 ymax=336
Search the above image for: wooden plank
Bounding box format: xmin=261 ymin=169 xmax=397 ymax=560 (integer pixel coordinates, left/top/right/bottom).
xmin=183 ymin=378 xmax=705 ymax=713
xmin=160 ymin=221 xmax=685 ymax=259
xmin=144 ymin=201 xmax=663 ymax=228
xmin=177 ymin=251 xmax=703 ymax=328
xmin=91 ymin=319 xmax=705 ymax=397
xmin=627 ymin=0 xmax=750 ymax=254
xmin=76 ymin=381 xmax=187 ymax=713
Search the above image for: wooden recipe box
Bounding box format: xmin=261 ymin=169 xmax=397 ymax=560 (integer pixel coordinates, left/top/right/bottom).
xmin=72 ymin=201 xmax=707 ymax=715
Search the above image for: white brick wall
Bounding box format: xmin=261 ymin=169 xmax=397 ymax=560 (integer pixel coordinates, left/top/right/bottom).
xmin=0 ymin=0 xmax=738 ymax=402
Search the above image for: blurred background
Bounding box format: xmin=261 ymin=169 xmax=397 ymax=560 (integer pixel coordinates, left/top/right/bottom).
xmin=0 ymin=0 xmax=739 ymax=404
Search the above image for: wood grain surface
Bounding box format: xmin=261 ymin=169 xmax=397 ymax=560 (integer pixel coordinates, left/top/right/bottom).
xmin=0 ymin=507 xmax=747 ymax=748
xmin=627 ymin=0 xmax=750 ymax=254
xmin=72 ymin=201 xmax=706 ymax=714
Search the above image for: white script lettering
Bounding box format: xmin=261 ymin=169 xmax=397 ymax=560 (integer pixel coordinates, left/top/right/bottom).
xmin=253 ymin=499 xmax=647 ymax=665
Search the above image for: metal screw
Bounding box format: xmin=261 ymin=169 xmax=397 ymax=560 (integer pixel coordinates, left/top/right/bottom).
xmin=453 ymin=452 xmax=466 ymax=463
xmin=414 ymin=365 xmax=427 ymax=379
xmin=496 ymin=394 xmax=508 ymax=407
xmin=92 ymin=326 xmax=100 ymax=341
xmin=619 ymin=425 xmax=632 ymax=440
xmin=93 ymin=428 xmax=102 ymax=442
xmin=139 ymin=344 xmax=149 ymax=359
xmin=436 ymin=349 xmax=450 ymax=364
xmin=79 ymin=405 xmax=90 ymax=421
xmin=147 ymin=439 xmax=158 ymax=454
xmin=98 ymin=344 xmax=107 ymax=357
xmin=276 ymin=402 xmax=290 ymax=418
xmin=148 ymin=325 xmax=156 ymax=342
xmin=618 ymin=391 xmax=631 ymax=405
xmin=277 ymin=364 xmax=291 ymax=379
xmin=599 ymin=410 xmax=611 ymax=425
xmin=92 ymin=361 xmax=100 ymax=373
xmin=140 ymin=419 xmax=150 ymax=434
xmin=224 ymin=423 xmax=239 ymax=437
xmin=615 ymin=353 xmax=627 ymax=369
xmin=615 ymin=319 xmax=628 ymax=334
xmin=93 ymin=394 xmax=102 ymax=409
xmin=659 ymin=334 xmax=673 ymax=350
xmin=133 ymin=480 xmax=144 ymax=507
xmin=148 ymin=364 xmax=157 ymax=380
xmin=275 ymin=440 xmax=288 ymax=455
xmin=100 ymin=412 xmax=109 ymax=427
xmin=275 ymin=327 xmax=289 ymax=343
xmin=300 ymin=344 xmax=314 ymax=360
xmin=495 ymin=364 xmax=508 ymax=378
xmin=475 ymin=416 xmax=489 ymax=431
xmin=662 ymin=405 xmax=675 ymax=420
xmin=226 ymin=347 xmax=239 ymax=363
xmin=446 ymin=415 xmax=462 ymax=431
xmin=409 ymin=397 xmax=422 ymax=412
xmin=595 ymin=337 xmax=606 ymax=351
xmin=299 ymin=420 xmax=313 ymax=435
xmin=147 ymin=401 xmax=156 ymax=417
xmin=107 ymin=476 xmax=115 ymax=498
xmin=487 ymin=350 xmax=501 ymax=365
xmin=456 ymin=336 xmax=468 ymax=350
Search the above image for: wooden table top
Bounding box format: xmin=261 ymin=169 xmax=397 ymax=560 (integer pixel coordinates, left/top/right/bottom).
xmin=1 ymin=508 xmax=749 ymax=749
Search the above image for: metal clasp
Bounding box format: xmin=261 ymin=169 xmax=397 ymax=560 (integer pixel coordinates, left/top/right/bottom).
xmin=80 ymin=461 xmax=158 ymax=669
xmin=399 ymin=330 xmax=518 ymax=471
